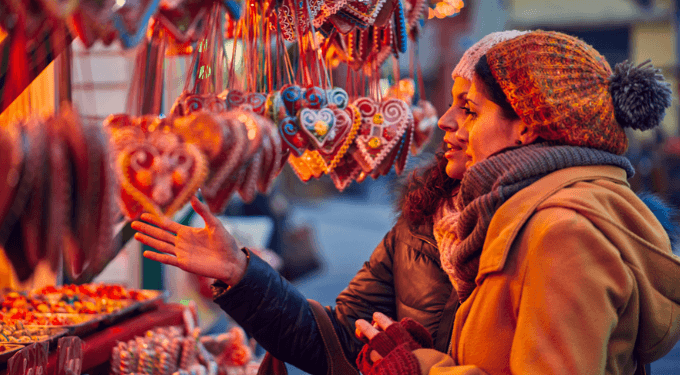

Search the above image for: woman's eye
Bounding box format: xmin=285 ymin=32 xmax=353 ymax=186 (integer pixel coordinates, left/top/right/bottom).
xmin=461 ymin=105 xmax=475 ymax=116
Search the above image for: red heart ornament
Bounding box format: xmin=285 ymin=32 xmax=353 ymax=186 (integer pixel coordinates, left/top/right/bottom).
xmin=317 ymin=105 xmax=361 ymax=173
xmin=199 ymin=114 xmax=249 ymax=197
xmin=226 ymin=90 xmax=246 ymax=109
xmin=299 ymin=108 xmax=336 ymax=149
xmin=353 ymin=98 xmax=411 ymax=172
xmin=244 ymin=92 xmax=267 ymax=115
xmin=329 ymin=146 xmax=362 ymax=192
xmin=257 ymin=121 xmax=283 ymax=194
xmin=394 ymin=116 xmax=414 ymax=175
xmin=411 ymin=100 xmax=437 ymax=155
xmin=279 ymin=116 xmax=308 ymax=157
xmin=116 ymin=132 xmax=209 ymax=220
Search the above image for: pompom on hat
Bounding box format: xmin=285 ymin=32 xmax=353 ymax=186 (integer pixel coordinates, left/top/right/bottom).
xmin=484 ymin=30 xmax=673 ymax=155
xmin=452 ymin=30 xmax=529 ymax=81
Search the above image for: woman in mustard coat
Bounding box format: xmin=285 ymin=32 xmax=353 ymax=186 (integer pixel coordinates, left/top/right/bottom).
xmin=356 ymin=30 xmax=680 ymax=375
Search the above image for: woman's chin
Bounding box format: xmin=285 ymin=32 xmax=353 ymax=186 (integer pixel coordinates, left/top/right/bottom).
xmin=446 ymin=163 xmax=466 ymax=180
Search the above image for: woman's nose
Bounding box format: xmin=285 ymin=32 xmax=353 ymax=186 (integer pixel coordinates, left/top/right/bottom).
xmin=438 ymin=108 xmax=458 ymax=132
xmin=455 ymin=126 xmax=469 ymax=143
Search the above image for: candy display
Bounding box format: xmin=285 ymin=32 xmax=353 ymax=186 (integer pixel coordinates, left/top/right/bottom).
xmin=109 ymin=325 xmax=259 ymax=375
xmin=0 ymin=284 xmax=162 ymax=318
xmin=0 ymin=323 xmax=66 ymax=344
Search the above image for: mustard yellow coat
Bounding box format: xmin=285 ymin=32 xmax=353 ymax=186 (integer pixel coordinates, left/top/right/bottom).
xmin=413 ymin=165 xmax=680 ymax=374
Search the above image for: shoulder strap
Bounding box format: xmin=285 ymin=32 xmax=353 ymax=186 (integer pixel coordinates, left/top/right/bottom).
xmin=434 ymin=289 xmax=460 ymax=353
xmin=307 ymin=299 xmax=360 ymax=375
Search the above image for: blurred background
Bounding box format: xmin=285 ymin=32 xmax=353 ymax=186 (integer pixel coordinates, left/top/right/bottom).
xmin=3 ymin=0 xmax=680 ymax=373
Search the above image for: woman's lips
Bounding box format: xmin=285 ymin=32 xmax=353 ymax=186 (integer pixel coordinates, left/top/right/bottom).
xmin=444 ymin=143 xmax=463 ymax=159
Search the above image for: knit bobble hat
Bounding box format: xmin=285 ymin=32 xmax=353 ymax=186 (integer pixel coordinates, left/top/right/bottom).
xmin=452 ymin=30 xmax=529 ymax=81
xmin=485 ymin=30 xmax=672 ymax=155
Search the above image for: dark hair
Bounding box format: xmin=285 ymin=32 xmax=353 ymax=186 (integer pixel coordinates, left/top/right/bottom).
xmin=474 ymin=55 xmax=519 ymax=120
xmin=396 ymin=150 xmax=460 ymax=227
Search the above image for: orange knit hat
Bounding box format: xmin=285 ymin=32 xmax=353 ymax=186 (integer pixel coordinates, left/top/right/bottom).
xmin=485 ymin=30 xmax=672 ymax=155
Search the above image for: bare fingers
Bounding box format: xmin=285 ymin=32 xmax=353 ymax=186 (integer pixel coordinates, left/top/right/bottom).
xmin=131 ymin=221 xmax=177 ymax=244
xmin=143 ymin=250 xmax=180 ymax=268
xmin=134 ymin=233 xmax=177 ymax=255
xmin=139 ymin=213 xmax=183 ymax=234
xmin=372 ymin=312 xmax=394 ymax=331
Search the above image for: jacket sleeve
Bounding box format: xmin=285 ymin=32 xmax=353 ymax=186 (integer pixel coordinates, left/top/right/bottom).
xmin=333 ymin=222 xmax=401 ymax=365
xmin=413 ymin=208 xmax=633 ymax=374
xmin=212 ymin=250 xmax=328 ymax=374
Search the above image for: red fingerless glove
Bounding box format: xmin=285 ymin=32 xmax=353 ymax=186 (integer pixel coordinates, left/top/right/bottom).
xmin=356 ymin=318 xmax=433 ymax=375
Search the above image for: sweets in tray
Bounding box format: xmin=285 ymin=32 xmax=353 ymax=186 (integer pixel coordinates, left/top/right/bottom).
xmin=0 ymin=321 xmax=67 ymax=344
xmin=0 ymin=284 xmax=167 ymax=336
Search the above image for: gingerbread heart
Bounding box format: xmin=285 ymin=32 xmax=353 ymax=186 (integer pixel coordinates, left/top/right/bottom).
xmin=279 ymin=116 xmax=308 ymax=157
xmin=112 ymin=0 xmax=162 ymax=48
xmin=200 ymin=115 xmax=249 ymax=197
xmin=338 ymin=0 xmax=389 ymax=27
xmin=226 ymin=90 xmax=246 ymax=109
xmin=280 ymin=85 xmax=305 ymax=116
xmin=203 ymin=160 xmax=246 ymax=214
xmin=265 ymin=91 xmax=286 ymax=124
xmin=411 ymin=100 xmax=438 ymax=155
xmin=317 ymin=105 xmax=361 ymax=172
xmin=299 ymin=108 xmax=336 ymax=149
xmin=257 ymin=121 xmax=283 ymax=194
xmin=395 ymin=117 xmax=413 ymax=175
xmin=304 ymin=86 xmax=328 ymax=109
xmin=326 ymin=87 xmax=350 ymax=109
xmin=238 ymin=149 xmax=263 ymax=204
xmin=353 ymin=97 xmax=411 ymax=172
xmin=116 ymin=132 xmax=208 ymax=219
xmin=184 ymin=93 xmax=226 ymax=114
xmin=173 ymin=112 xmax=224 ymax=160
xmin=244 ymin=93 xmax=267 ymax=115
xmin=329 ymin=146 xmax=362 ymax=192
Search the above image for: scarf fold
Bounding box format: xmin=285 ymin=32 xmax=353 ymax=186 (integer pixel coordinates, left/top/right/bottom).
xmin=433 ymin=198 xmax=460 ymax=288
xmin=450 ymin=143 xmax=635 ymax=302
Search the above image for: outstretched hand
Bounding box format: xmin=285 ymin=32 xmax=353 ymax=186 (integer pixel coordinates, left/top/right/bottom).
xmin=132 ymin=196 xmax=248 ymax=286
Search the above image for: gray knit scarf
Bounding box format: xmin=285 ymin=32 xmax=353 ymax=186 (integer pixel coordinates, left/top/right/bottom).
xmin=452 ymin=142 xmax=635 ymax=302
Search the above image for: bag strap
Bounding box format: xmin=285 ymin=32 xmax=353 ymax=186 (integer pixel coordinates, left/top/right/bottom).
xmin=257 ymin=351 xmax=288 ymax=375
xmin=307 ymin=299 xmax=360 ymax=375
xmin=434 ymin=288 xmax=459 ymax=353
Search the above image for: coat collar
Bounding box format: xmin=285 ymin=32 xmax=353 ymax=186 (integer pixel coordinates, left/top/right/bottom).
xmin=476 ymin=165 xmax=629 ymax=279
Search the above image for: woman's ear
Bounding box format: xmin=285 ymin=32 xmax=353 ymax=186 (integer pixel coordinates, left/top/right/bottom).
xmin=515 ymin=121 xmax=539 ymax=145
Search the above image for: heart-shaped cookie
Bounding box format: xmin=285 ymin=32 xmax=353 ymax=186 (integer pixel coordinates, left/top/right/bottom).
xmin=112 ymin=0 xmax=162 ymax=48
xmin=238 ymin=149 xmax=263 ymax=204
xmin=279 ymin=116 xmax=308 ymax=157
xmin=326 ymin=87 xmax=350 ymax=109
xmin=280 ymin=85 xmax=305 ymax=116
xmin=317 ymin=105 xmax=361 ymax=173
xmin=304 ymin=86 xmax=328 ymax=109
xmin=257 ymin=121 xmax=283 ymax=194
xmin=116 ymin=132 xmax=209 ymax=220
xmin=353 ymin=97 xmax=411 ymax=172
xmin=199 ymin=114 xmax=249 ymax=197
xmin=299 ymin=108 xmax=336 ymax=149
xmin=394 ymin=116 xmax=414 ymax=175
xmin=329 ymin=146 xmax=362 ymax=192
xmin=411 ymin=100 xmax=438 ymax=155
xmin=226 ymin=90 xmax=246 ymax=109
xmin=244 ymin=92 xmax=268 ymax=116
xmin=338 ymin=0 xmax=389 ymax=27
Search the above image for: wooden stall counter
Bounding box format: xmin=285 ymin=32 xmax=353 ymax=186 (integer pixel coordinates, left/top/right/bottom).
xmin=0 ymin=302 xmax=185 ymax=375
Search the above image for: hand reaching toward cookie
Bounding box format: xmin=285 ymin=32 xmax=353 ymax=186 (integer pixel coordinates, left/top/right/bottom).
xmin=132 ymin=196 xmax=248 ymax=286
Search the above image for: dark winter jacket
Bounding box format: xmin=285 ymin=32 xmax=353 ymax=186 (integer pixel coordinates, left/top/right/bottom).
xmin=212 ymin=215 xmax=458 ymax=374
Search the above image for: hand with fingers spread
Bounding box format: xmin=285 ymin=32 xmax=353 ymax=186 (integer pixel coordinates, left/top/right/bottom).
xmin=132 ymin=195 xmax=248 ymax=286
xmin=354 ymin=312 xmax=433 ymax=375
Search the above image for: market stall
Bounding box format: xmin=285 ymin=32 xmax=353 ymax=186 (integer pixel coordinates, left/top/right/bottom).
xmin=0 ymin=0 xmax=464 ymax=373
